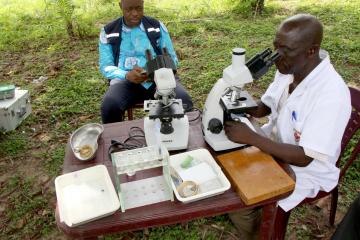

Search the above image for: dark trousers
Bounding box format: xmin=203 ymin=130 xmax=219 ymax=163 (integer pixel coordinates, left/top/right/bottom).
xmin=331 ymin=193 xmax=360 ymax=240
xmin=101 ymin=79 xmax=193 ymax=124
xmin=229 ymin=208 xmax=261 ymax=240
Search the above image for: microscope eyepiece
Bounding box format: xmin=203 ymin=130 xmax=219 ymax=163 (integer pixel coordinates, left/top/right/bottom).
xmin=268 ymin=51 xmax=280 ymax=63
xmin=259 ymin=48 xmax=272 ymax=58
xmin=232 ymin=48 xmax=246 ymax=56
xmin=246 ymin=48 xmax=278 ymax=80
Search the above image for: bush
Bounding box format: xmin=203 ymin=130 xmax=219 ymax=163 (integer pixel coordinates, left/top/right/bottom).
xmin=229 ymin=0 xmax=265 ymax=16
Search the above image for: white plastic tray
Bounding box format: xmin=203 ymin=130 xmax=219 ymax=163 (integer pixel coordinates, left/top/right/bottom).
xmin=55 ymin=165 xmax=120 ymax=227
xmin=169 ymin=148 xmax=230 ymax=203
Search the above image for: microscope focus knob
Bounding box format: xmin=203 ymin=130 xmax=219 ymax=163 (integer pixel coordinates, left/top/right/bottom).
xmin=208 ymin=118 xmax=223 ymax=134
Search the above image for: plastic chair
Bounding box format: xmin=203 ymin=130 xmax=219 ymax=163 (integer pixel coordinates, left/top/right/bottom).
xmin=273 ymin=86 xmax=360 ymax=240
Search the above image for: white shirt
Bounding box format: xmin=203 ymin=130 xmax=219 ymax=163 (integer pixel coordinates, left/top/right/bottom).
xmin=260 ymin=50 xmax=351 ymax=212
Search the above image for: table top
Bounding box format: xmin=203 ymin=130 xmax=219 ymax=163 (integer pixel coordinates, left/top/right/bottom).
xmin=56 ymin=112 xmax=295 ymax=238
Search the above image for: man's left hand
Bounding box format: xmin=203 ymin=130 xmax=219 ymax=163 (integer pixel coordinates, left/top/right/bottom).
xmin=126 ymin=66 xmax=149 ymax=84
xmin=224 ymin=120 xmax=257 ymax=145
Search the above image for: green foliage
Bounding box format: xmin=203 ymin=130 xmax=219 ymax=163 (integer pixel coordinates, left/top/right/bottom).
xmin=1 ymin=176 xmax=55 ymax=239
xmin=228 ymin=0 xmax=265 ymax=16
xmin=55 ymin=0 xmax=74 ymax=21
xmin=339 ymin=130 xmax=360 ymax=204
xmin=0 ymin=133 xmax=28 ymax=157
xmin=55 ymin=0 xmax=75 ymax=36
xmin=45 ymin=146 xmax=65 ymax=176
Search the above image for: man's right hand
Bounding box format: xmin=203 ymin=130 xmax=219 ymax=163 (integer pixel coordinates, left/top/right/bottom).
xmin=125 ymin=66 xmax=148 ymax=84
xmin=224 ymin=120 xmax=257 ymax=145
xmin=246 ymin=101 xmax=271 ymax=118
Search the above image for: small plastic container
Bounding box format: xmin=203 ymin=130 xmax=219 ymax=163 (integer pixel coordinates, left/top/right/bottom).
xmin=0 ymin=85 xmax=15 ymax=100
xmin=169 ymin=148 xmax=231 ymax=203
xmin=55 ymin=165 xmax=120 ymax=227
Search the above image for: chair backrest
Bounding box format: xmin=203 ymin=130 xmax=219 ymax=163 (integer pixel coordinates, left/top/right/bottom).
xmin=337 ymin=87 xmax=360 ymax=179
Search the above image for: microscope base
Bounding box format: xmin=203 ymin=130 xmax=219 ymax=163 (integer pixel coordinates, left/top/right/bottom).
xmin=144 ymin=116 xmax=189 ymax=151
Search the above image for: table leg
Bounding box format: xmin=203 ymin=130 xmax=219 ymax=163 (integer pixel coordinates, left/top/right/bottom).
xmin=259 ymin=202 xmax=277 ymax=240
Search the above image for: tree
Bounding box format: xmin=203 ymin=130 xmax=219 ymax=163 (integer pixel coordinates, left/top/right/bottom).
xmin=252 ymin=0 xmax=265 ymax=15
xmin=55 ymin=0 xmax=75 ymax=37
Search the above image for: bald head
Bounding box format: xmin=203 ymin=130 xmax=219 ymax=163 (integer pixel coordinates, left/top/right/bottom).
xmin=273 ymin=14 xmax=324 ymax=78
xmin=279 ymin=14 xmax=323 ymax=48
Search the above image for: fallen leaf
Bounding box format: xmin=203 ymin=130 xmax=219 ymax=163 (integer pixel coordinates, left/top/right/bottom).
xmin=314 ymin=196 xmax=330 ymax=209
xmin=38 ymin=133 xmax=51 ymax=142
xmin=41 ymin=209 xmax=50 ymax=216
xmin=211 ymin=224 xmax=224 ymax=231
xmin=39 ymin=175 xmax=50 ymax=184
xmin=0 ymin=204 xmax=6 ymax=215
xmin=301 ymin=224 xmax=308 ymax=231
xmin=16 ymin=218 xmax=26 ymax=229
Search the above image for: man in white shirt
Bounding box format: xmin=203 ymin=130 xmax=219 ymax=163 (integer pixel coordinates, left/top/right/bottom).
xmin=224 ymin=14 xmax=351 ymax=239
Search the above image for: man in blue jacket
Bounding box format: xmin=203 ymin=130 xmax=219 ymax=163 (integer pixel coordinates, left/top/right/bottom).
xmin=99 ymin=0 xmax=193 ymax=123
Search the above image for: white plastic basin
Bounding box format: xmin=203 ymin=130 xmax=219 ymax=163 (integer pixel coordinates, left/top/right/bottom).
xmin=55 ymin=165 xmax=120 ymax=227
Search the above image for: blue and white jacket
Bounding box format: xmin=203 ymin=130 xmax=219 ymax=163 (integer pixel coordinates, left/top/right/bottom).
xmin=99 ymin=17 xmax=178 ymax=88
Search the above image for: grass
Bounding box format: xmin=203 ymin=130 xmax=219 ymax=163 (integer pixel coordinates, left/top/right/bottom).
xmin=0 ymin=0 xmax=359 ymax=239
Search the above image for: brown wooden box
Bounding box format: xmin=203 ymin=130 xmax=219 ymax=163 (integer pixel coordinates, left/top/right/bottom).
xmin=217 ymin=146 xmax=295 ymax=205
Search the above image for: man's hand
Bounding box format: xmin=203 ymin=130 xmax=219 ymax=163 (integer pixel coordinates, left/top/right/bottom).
xmin=224 ymin=120 xmax=257 ymax=145
xmin=245 ymin=101 xmax=271 ymax=118
xmin=125 ymin=66 xmax=148 ymax=84
xmin=225 ymin=120 xmax=313 ymax=167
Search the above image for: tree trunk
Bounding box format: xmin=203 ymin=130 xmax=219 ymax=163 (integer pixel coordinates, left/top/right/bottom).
xmin=252 ymin=0 xmax=265 ymax=15
xmin=66 ymin=22 xmax=75 ymax=37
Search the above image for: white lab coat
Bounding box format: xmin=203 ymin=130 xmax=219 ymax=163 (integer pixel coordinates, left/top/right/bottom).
xmin=260 ymin=50 xmax=351 ymax=212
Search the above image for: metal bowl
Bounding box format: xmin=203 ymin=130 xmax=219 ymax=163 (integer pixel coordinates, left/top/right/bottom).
xmin=70 ymin=123 xmax=104 ymax=161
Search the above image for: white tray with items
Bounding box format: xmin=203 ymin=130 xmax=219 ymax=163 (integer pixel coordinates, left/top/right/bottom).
xmin=169 ymin=148 xmax=231 ymax=203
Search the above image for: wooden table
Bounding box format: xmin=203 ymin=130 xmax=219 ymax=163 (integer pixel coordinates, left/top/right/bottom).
xmin=55 ymin=112 xmax=295 ymax=239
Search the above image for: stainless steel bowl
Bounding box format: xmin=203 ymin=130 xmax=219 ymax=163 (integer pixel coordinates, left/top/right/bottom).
xmin=70 ymin=123 xmax=104 ymax=161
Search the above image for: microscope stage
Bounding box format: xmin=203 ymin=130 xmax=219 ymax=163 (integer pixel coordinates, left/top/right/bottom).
xmin=220 ymin=90 xmax=257 ymax=114
xmin=146 ymin=99 xmax=185 ymax=119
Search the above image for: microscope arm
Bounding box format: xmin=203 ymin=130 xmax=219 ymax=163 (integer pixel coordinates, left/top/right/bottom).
xmin=202 ymin=48 xmax=279 ymax=151
xmin=202 ymin=78 xmax=231 ymax=133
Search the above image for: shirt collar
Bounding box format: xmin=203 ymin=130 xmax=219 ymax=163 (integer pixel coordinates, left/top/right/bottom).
xmin=122 ymin=21 xmax=145 ymax=32
xmin=303 ymin=49 xmax=330 ymax=84
xmin=288 ymin=49 xmax=330 ymax=98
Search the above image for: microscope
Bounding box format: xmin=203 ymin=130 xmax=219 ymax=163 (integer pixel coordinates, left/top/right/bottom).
xmin=202 ymin=48 xmax=279 ymax=151
xmin=143 ymin=49 xmax=189 ymax=151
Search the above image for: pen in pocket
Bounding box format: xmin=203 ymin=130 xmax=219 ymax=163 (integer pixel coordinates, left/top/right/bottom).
xmin=292 ymin=111 xmax=297 ymax=121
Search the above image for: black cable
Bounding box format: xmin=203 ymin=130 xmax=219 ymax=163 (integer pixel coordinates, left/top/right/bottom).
xmin=108 ymin=126 xmax=146 ymax=161
xmin=124 ymin=126 xmax=146 ymax=146
xmin=108 ymin=107 xmax=201 ymax=160
xmin=128 ymin=126 xmax=145 ymax=138
xmin=186 ymin=107 xmax=202 ymax=122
